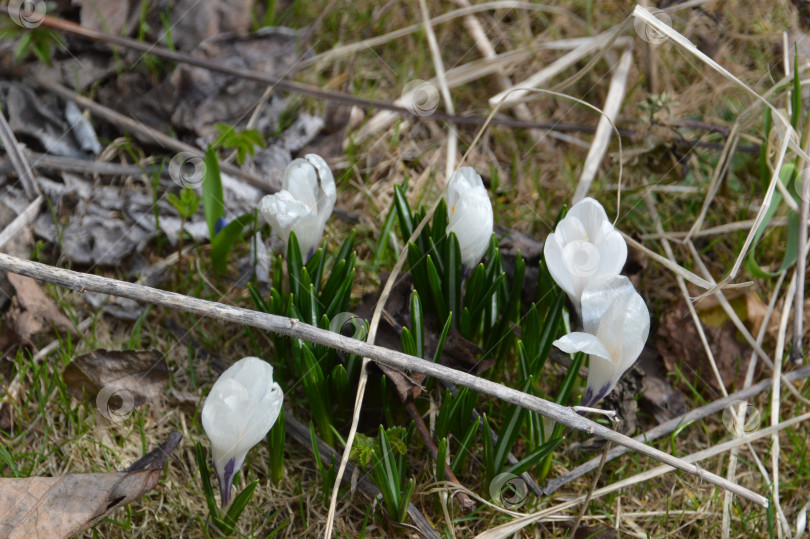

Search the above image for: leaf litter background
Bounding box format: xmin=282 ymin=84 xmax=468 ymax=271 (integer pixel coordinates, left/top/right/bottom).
xmin=0 ymin=0 xmax=808 ymax=537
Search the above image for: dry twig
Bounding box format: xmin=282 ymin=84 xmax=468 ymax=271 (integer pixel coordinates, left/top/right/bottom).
xmin=0 ymin=253 xmax=770 ymax=507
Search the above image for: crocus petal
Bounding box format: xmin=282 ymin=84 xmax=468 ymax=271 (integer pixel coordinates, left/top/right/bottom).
xmin=561 ymin=240 xmax=598 ymax=298
xmin=304 ymin=154 xmax=337 ymax=236
xmin=595 ymin=289 xmax=649 ymax=375
xmin=202 ymin=357 xmax=283 ymax=506
xmin=566 ymin=197 xmax=610 ymax=239
xmin=543 ymin=234 xmax=576 ymax=301
xmin=594 ymin=221 xmax=627 ymax=276
xmin=553 ymin=332 xmax=612 ymax=360
xmin=554 ymin=332 xmax=622 ymax=408
xmin=556 ymin=214 xmax=588 ymax=244
xmin=543 ymin=197 xmax=628 ymax=310
xmin=251 ymin=232 xmax=270 ymax=284
xmin=282 ymin=158 xmax=319 ymax=210
xmin=580 ymin=275 xmax=636 ymax=333
xmin=581 ymin=354 xmax=619 ymax=407
xmin=259 ymin=154 xmax=335 ymax=261
xmin=445 ymin=167 xmax=493 ymax=269
xmin=258 ymin=191 xmax=322 ymax=257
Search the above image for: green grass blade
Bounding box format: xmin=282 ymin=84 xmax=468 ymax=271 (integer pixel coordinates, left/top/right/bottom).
xmin=202 ymin=146 xmax=224 ymax=240
xmin=211 ymin=212 xmax=255 ymax=274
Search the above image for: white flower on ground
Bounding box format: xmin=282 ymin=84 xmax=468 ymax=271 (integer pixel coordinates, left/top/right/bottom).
xmin=552 ymin=275 xmax=649 ymax=407
xmin=258 ymin=154 xmax=336 ymax=260
xmin=202 ymin=356 xmax=283 ymax=506
xmin=543 ymin=197 xmax=627 ymax=312
xmin=445 ymin=167 xmax=494 ymax=270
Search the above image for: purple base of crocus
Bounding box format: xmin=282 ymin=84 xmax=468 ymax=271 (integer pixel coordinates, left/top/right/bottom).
xmin=578 ymin=382 xmax=612 ymax=411
xmin=217 ymin=457 xmax=236 ymax=506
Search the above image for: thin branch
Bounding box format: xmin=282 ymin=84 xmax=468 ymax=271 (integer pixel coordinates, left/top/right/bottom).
xmin=540 ymin=365 xmax=810 ymax=495
xmin=30 ymin=77 xmax=279 ymax=193
xmin=0 ymin=152 xmax=168 ymax=179
xmin=771 ymin=272 xmax=796 ymax=537
xmin=0 ymin=101 xmax=40 ymax=199
xmin=0 ymin=196 xmax=42 ymax=251
xmin=404 ymin=400 xmax=476 ymax=512
xmin=683 ymin=123 xmax=740 ymax=241
xmin=793 ymin=168 xmax=808 ymax=364
xmin=482 ymin=410 xmax=810 ymax=539
xmin=7 ymin=9 xmax=615 ymax=134
xmin=440 ymin=378 xmax=544 ymax=497
xmin=0 ymin=252 xmax=769 ymax=507
xmin=296 ymin=2 xmax=582 ymax=69
xmin=418 ymin=0 xmax=457 ymax=177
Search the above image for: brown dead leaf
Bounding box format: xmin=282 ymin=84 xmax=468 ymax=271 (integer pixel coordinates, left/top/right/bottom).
xmin=170 ymin=0 xmax=254 ymax=51
xmin=356 ymin=274 xmax=426 ymax=401
xmin=637 ymin=344 xmax=688 ymax=423
xmin=63 ymin=349 xmax=169 ymax=415
xmin=300 ymin=104 xmax=365 ymax=159
xmin=169 ymin=30 xmax=303 ymax=139
xmin=0 ymin=431 xmax=181 ymax=539
xmin=573 ymin=526 xmax=618 ymax=539
xmin=0 ymin=272 xmax=75 ymax=349
xmin=78 ymin=0 xmax=135 ymax=37
xmin=657 ymin=298 xmax=750 ymax=395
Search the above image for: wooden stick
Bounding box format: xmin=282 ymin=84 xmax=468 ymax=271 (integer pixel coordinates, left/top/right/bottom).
xmin=404 ymin=400 xmax=475 ymax=513
xmin=5 ymin=9 xmax=612 ymax=134
xmin=0 ymin=152 xmax=169 ymax=179
xmin=0 ymin=196 xmax=42 ymax=251
xmin=0 ymin=101 xmax=40 ymax=198
xmin=792 ymin=161 xmax=809 ymax=364
xmin=481 ymin=410 xmax=810 ymax=539
xmin=540 ymin=365 xmax=810 ymax=495
xmin=30 ymin=77 xmax=280 ymax=193
xmin=0 ymin=252 xmax=769 ymax=507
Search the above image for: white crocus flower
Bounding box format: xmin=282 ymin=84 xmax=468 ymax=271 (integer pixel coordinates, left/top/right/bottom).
xmin=258 ymin=154 xmax=336 ymax=260
xmin=553 ymin=275 xmax=649 ymax=407
xmin=202 ymin=356 xmax=283 ymax=506
xmin=543 ymin=197 xmax=627 ymax=312
xmin=445 ymin=167 xmax=494 ymax=271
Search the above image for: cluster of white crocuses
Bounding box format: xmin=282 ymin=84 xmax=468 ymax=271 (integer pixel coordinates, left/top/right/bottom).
xmin=202 ymin=357 xmax=283 ymax=506
xmin=444 ymin=167 xmax=494 ymax=270
xmin=258 ymin=154 xmax=337 ymax=260
xmin=544 ymin=198 xmax=650 ymax=408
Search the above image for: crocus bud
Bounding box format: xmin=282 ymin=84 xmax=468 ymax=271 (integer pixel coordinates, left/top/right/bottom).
xmin=552 ymin=276 xmax=649 ymax=407
xmin=258 ymin=154 xmax=336 ymax=260
xmin=543 ymin=197 xmax=627 ymax=313
xmin=445 ymin=167 xmax=494 ymax=271
xmin=201 ymin=356 xmax=283 ymax=506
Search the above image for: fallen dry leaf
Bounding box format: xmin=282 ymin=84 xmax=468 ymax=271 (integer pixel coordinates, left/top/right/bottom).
xmin=637 ymin=344 xmax=688 ymax=423
xmin=63 ymin=349 xmax=169 ymax=419
xmin=169 ymin=29 xmax=304 ymax=139
xmin=78 ymin=0 xmax=135 ymax=38
xmin=170 ymin=0 xmax=254 ymax=51
xmin=657 ymin=298 xmax=750 ymax=395
xmin=0 ymin=272 xmax=75 ymax=349
xmin=573 ymin=525 xmax=619 ymax=539
xmin=0 ymin=431 xmax=181 ymax=539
